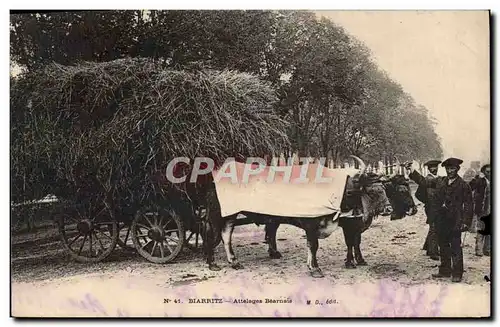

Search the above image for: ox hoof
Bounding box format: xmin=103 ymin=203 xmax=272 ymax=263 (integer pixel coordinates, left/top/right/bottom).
xmin=269 ymin=251 xmax=282 ymax=259
xmin=309 ymin=268 xmax=324 ymax=278
xmin=231 ymin=262 xmax=244 ymax=270
xmin=355 ymin=258 xmax=367 ymax=266
xmin=209 ymin=264 xmax=221 ymax=271
xmin=344 ymin=261 xmax=357 ymax=269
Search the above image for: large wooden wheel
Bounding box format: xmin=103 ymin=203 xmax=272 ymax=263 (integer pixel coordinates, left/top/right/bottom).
xmin=57 ymin=200 xmax=118 ymax=263
xmin=184 ymin=205 xmax=222 ymax=252
xmin=131 ymin=205 xmax=185 ymax=263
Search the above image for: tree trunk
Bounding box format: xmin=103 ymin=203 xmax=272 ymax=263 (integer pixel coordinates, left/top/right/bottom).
xmin=332 ymin=148 xmax=339 ymax=169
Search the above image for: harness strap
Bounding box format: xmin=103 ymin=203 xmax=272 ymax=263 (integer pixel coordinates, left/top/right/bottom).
xmin=339 ymin=209 xmax=363 ymax=219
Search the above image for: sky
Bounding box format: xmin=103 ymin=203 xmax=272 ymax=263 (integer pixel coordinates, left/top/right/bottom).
xmin=316 ymin=10 xmax=490 ymax=169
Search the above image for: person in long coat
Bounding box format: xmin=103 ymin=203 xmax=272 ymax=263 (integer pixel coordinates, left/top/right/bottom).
xmin=469 ymin=164 xmax=491 ymax=256
xmin=417 ymin=160 xmax=441 ymax=260
xmin=407 ymin=157 xmax=473 ymax=283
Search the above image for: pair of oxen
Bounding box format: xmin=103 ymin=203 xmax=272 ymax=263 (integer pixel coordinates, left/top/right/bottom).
xmin=191 ymin=156 xmax=418 ymax=278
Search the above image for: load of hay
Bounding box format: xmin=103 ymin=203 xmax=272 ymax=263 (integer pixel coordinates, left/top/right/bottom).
xmin=10 ymin=58 xmax=289 ymax=210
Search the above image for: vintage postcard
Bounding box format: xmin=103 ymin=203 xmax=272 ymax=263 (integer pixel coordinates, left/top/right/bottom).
xmin=10 ymin=9 xmax=491 ymax=318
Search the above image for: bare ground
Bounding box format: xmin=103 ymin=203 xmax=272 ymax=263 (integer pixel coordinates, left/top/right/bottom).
xmin=11 ymin=203 xmax=491 ymax=317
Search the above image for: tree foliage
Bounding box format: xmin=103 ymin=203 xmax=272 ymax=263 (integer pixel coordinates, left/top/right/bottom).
xmin=11 ymin=10 xmax=443 ymax=169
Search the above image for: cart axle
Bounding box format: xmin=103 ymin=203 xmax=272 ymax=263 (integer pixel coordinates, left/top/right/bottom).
xmin=77 ymin=220 xmax=93 ymax=234
xmin=148 ymin=226 xmax=165 ymax=242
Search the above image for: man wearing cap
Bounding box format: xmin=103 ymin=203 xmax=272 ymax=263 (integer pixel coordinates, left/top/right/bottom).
xmin=469 ymin=164 xmax=491 ymax=256
xmin=406 ymin=157 xmax=473 ymax=282
xmin=416 ymin=160 xmax=441 ymax=260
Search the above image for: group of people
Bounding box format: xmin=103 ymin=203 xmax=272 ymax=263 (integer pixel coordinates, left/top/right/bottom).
xmin=406 ymin=158 xmax=491 ymax=283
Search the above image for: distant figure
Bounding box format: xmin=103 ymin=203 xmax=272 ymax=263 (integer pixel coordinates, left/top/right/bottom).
xmin=470 ymin=164 xmax=491 ymax=256
xmin=417 ymin=160 xmax=441 ymax=261
xmin=463 ymin=168 xmax=478 ymax=183
xmin=407 ymin=157 xmax=473 ymax=283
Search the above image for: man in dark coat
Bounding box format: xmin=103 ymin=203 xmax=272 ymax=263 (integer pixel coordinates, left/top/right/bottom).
xmin=417 ymin=160 xmax=441 ymax=260
xmin=407 ymin=157 xmax=473 ymax=282
xmin=470 ymin=164 xmax=491 ymax=256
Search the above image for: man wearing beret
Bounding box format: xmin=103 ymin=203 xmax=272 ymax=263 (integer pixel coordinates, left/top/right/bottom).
xmin=417 ymin=160 xmax=442 ymax=260
xmin=406 ymin=157 xmax=473 ymax=282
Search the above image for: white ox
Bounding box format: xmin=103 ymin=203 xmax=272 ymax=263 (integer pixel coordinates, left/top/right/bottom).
xmin=202 ymin=156 xmax=396 ymax=278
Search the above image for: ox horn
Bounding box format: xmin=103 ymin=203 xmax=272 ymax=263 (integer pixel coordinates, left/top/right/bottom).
xmin=350 ymin=155 xmax=367 ymax=175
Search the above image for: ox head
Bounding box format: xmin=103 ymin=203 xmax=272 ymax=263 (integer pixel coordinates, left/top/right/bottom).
xmin=379 ymin=159 xmax=418 ymax=220
xmin=340 ymin=156 xmax=393 ymax=231
xmin=380 ymin=174 xmax=418 ymax=220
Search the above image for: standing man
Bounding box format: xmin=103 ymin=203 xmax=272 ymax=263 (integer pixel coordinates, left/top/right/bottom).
xmin=406 ymin=157 xmax=473 ymax=282
xmin=470 ymin=164 xmax=491 ymax=256
xmin=417 ymin=160 xmax=441 ymax=260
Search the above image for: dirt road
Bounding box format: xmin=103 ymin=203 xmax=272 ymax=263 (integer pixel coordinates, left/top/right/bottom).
xmin=11 ymin=203 xmax=490 ymax=317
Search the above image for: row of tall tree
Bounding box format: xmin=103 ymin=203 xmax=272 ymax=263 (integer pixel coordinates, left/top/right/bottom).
xmin=10 ymin=10 xmax=443 ymax=167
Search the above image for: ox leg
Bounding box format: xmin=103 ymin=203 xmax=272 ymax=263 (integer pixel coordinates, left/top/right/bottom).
xmin=265 ymin=223 xmax=282 ymax=259
xmin=221 ymin=217 xmax=243 ymax=270
xmin=354 ymin=219 xmax=367 ymax=266
xmin=204 ymin=217 xmax=221 ymax=271
xmin=306 ymin=228 xmax=324 ymax=278
xmin=204 ymin=188 xmax=223 ymax=271
xmin=341 ymin=219 xmax=356 ymax=269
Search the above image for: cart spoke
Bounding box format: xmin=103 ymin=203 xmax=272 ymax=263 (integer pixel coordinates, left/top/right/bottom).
xmin=151 ymin=241 xmax=157 ymax=256
xmin=93 ymin=230 xmax=106 ymax=251
xmin=159 ymin=214 xmax=167 ymax=226
xmin=88 ymin=202 xmax=93 ymax=219
xmin=142 ymin=214 xmax=155 ymax=228
xmin=165 ymin=236 xmax=179 ymax=244
xmin=162 ymin=218 xmax=173 ymax=229
xmin=91 ymin=206 xmax=107 ymax=222
xmin=67 ymin=233 xmax=82 ymax=247
xmin=164 ymin=240 xmax=174 ymax=254
xmin=159 ymin=241 xmax=165 ymax=257
xmin=89 ymin=232 xmax=93 ymax=256
xmin=138 ymin=236 xmax=148 ymax=247
xmin=137 ymin=228 xmax=149 ymax=243
xmin=137 ymin=225 xmax=150 ymax=238
xmin=123 ymin=227 xmax=131 ymax=245
xmin=141 ymin=240 xmax=153 ymax=250
xmin=137 ymin=223 xmax=151 ymax=230
xmin=95 ymin=228 xmax=113 ymax=241
xmin=78 ymin=234 xmax=88 ymax=255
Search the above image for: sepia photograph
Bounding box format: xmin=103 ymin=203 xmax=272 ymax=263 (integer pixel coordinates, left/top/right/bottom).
xmin=9 ymin=8 xmax=491 ymax=318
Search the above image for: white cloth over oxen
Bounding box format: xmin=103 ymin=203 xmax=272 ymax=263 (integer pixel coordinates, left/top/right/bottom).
xmin=211 ymin=162 xmax=360 ymax=218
